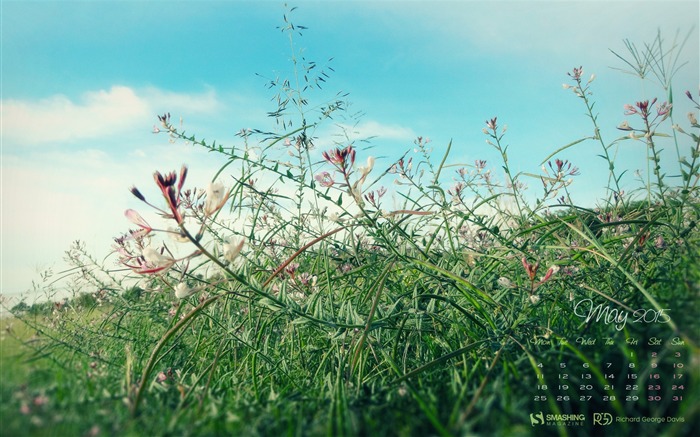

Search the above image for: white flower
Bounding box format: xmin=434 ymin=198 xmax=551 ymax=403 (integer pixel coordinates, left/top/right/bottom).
xmin=223 ymin=238 xmax=245 ymax=263
xmin=350 ymin=156 xmax=375 ymax=206
xmin=328 ymin=212 xmax=340 ymax=223
xmin=204 ymin=182 xmax=227 ymax=216
xmin=497 ymin=277 xmax=513 ymax=288
xmin=142 ymin=247 xmax=174 ymax=267
xmin=174 ymin=283 xmax=196 ymax=299
xmin=360 ymin=156 xmax=375 ymax=177
xmin=529 ymin=294 xmax=541 ymax=305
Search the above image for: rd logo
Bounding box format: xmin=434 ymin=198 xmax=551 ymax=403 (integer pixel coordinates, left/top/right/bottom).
xmin=593 ymin=413 xmax=613 ymax=426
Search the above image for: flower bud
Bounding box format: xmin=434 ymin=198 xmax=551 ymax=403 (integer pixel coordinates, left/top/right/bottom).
xmin=223 ymin=238 xmax=245 ymax=263
xmin=175 ymin=283 xmax=196 ymax=299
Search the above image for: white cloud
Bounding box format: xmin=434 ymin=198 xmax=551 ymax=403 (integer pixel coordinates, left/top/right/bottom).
xmin=2 ymin=86 xmax=148 ymax=145
xmin=1 ymin=85 xmax=224 ymax=147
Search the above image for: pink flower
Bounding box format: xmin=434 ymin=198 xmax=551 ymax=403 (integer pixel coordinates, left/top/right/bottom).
xmin=522 ymin=257 xmax=539 ymax=281
xmin=485 ymin=117 xmax=498 ymax=131
xmin=314 ymin=171 xmax=334 ymax=187
xmin=124 ymin=209 xmax=152 ymax=238
xmin=322 ymin=146 xmax=356 ymax=171
xmin=539 ymin=265 xmax=559 ymax=284
xmin=153 ymin=165 xmax=187 ymax=224
xmin=567 ymin=66 xmax=583 ymax=81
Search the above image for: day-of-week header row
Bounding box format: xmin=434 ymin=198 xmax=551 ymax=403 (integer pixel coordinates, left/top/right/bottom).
xmin=531 ymin=336 xmax=686 ymax=346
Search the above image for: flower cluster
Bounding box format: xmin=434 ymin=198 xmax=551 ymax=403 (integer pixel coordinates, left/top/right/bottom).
xmin=320 ymin=144 xmax=375 ymax=208
xmin=322 ymin=145 xmax=356 ymax=173
xmin=114 ymin=161 xmax=244 ymax=300
xmin=617 ymin=97 xmax=673 ymax=139
xmin=521 ymin=257 xmax=559 ymax=304
xmin=562 ymin=66 xmax=595 ymax=98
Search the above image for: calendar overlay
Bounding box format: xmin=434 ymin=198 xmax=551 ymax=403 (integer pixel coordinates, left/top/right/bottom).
xmin=523 ymin=297 xmax=698 ymax=435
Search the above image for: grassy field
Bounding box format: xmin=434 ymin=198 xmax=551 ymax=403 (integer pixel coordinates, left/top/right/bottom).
xmin=2 ymin=11 xmax=699 ymax=437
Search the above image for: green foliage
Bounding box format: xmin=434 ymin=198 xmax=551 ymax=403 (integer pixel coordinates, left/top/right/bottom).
xmin=2 ymin=8 xmax=698 ymax=437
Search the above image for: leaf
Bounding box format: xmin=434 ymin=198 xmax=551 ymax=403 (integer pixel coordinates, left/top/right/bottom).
xmin=540 ymin=137 xmax=590 ymax=165
xmin=337 ymin=193 xmax=343 ymax=206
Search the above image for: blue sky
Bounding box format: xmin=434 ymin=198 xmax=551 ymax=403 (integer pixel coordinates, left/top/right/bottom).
xmin=1 ymin=0 xmax=698 ymax=302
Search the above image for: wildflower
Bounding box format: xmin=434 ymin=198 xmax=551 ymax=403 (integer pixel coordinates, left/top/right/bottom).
xmin=364 ymin=187 xmax=387 ymax=208
xmin=297 ymin=272 xmax=317 ymax=287
xmin=485 ymin=117 xmax=498 ymax=132
xmin=567 ymin=66 xmax=583 ymax=80
xmin=285 ymin=262 xmax=300 ymax=278
xmin=522 ymin=257 xmax=539 ymax=281
xmin=157 ymin=112 xmax=171 ymax=128
xmin=617 ymin=120 xmax=633 ymax=131
xmin=638 ymin=232 xmax=650 ymax=247
xmin=124 ymin=209 xmax=152 ymax=238
xmin=540 ymin=265 xmax=559 ymax=284
xmin=689 ymin=112 xmax=698 ymax=125
xmin=625 ymin=98 xmax=658 ymax=119
xmin=223 ymin=237 xmax=245 ymax=263
xmin=672 ymin=124 xmax=686 ymax=134
xmin=358 ymin=156 xmax=375 ymax=182
xmin=314 ymin=171 xmax=334 ymax=187
xmin=497 ymin=277 xmax=513 ymax=288
xmin=204 ymin=181 xmax=228 ymax=216
xmin=548 ymin=159 xmax=580 ymax=177
xmin=138 ymin=247 xmax=175 ymax=274
xmin=624 ymin=104 xmax=638 ymax=115
xmin=153 ymin=165 xmax=187 ymax=224
xmin=130 ymin=186 xmax=147 ymax=202
xmin=655 ymin=235 xmax=666 ymax=249
xmin=33 ymin=394 xmax=49 ymax=407
xmin=156 ymin=371 xmax=168 ymax=382
xmin=350 ymin=156 xmax=375 ymax=206
xmin=657 ymin=101 xmax=672 ymax=118
xmin=529 ymin=294 xmax=541 ymax=304
xmin=322 ymin=145 xmax=356 ymax=171
xmin=174 ymin=283 xmax=197 ymax=299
